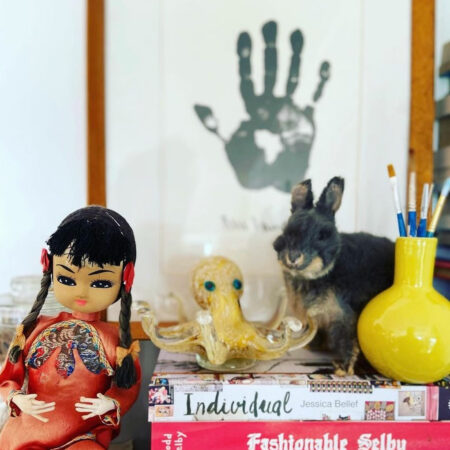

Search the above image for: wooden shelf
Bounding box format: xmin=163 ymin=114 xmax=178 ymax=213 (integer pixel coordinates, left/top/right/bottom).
xmin=109 ymin=321 xmax=178 ymax=340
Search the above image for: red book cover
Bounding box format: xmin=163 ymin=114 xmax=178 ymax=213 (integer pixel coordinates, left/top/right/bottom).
xmin=151 ymin=421 xmax=450 ymax=450
xmin=435 ymin=259 xmax=450 ymax=269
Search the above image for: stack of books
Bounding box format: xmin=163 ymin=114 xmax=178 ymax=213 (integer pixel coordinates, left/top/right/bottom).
xmin=148 ymin=349 xmax=449 ymax=449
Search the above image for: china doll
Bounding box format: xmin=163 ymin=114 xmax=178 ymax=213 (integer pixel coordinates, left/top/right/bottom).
xmin=0 ymin=206 xmax=141 ymax=449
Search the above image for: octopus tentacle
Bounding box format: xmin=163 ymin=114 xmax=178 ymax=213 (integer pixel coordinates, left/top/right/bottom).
xmin=154 ymin=322 xmax=198 ymax=339
xmin=166 ymin=291 xmax=189 ymax=323
xmin=248 ymin=315 xmax=318 ymax=360
xmin=136 ymin=302 xmax=205 ymax=355
xmin=196 ymin=310 xmax=229 ymax=365
xmin=252 ymin=287 xmax=288 ymax=330
xmin=264 ymin=287 xmax=288 ymax=329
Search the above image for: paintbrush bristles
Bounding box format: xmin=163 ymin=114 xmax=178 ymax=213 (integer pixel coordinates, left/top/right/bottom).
xmin=387 ymin=164 xmax=395 ymax=178
xmin=428 ymin=184 xmax=434 ymax=215
xmin=427 ymin=178 xmax=450 ymax=235
xmin=408 ymin=150 xmax=416 ymax=210
xmin=420 ymin=184 xmax=429 ymax=218
xmin=408 ymin=172 xmax=416 ymax=210
xmin=442 ymin=178 xmax=450 ymax=197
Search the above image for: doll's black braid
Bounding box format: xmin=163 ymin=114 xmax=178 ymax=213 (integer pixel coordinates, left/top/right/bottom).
xmin=118 ymin=285 xmax=132 ymax=349
xmin=114 ymin=284 xmax=137 ymax=389
xmin=9 ymin=269 xmax=52 ymax=363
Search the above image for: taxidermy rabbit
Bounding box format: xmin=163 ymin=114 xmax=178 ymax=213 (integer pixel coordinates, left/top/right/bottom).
xmin=273 ymin=177 xmax=394 ymax=375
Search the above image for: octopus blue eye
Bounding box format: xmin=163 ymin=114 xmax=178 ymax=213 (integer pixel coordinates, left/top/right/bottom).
xmin=204 ymin=281 xmax=215 ymax=291
xmin=233 ymin=279 xmax=242 ymax=290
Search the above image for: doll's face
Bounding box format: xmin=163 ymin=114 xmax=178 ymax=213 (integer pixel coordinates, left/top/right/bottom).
xmin=52 ymin=253 xmax=123 ymax=313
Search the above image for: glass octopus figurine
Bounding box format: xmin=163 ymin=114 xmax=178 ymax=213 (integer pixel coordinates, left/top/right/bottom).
xmin=138 ymin=255 xmax=317 ymax=371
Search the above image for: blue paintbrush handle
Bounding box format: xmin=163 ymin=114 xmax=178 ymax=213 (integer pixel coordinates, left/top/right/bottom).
xmin=397 ymin=212 xmax=407 ymax=237
xmin=408 ymin=211 xmax=417 ymax=237
xmin=417 ymin=218 xmax=427 ymax=237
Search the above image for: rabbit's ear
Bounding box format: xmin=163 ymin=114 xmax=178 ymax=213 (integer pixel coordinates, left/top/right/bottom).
xmin=316 ymin=177 xmax=344 ymax=216
xmin=291 ymin=179 xmax=313 ymax=213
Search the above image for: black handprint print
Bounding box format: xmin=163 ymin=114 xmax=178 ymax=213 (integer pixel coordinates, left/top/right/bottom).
xmin=194 ymin=21 xmax=330 ymax=193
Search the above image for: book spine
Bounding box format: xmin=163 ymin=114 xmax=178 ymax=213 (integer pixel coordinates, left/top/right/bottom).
xmin=148 ymin=381 xmax=435 ymax=422
xmin=435 ymin=259 xmax=450 ymax=269
xmin=438 ymin=386 xmax=450 ymax=420
xmin=151 ymin=421 xmax=450 ymax=450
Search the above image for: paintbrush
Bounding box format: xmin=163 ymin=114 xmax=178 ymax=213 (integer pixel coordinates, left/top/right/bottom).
xmin=426 ymin=178 xmax=450 ymax=237
xmin=387 ymin=164 xmax=407 ymax=237
xmin=407 ymin=150 xmax=417 ymax=236
xmin=427 ymin=183 xmax=434 ymax=216
xmin=417 ymin=183 xmax=429 ymax=237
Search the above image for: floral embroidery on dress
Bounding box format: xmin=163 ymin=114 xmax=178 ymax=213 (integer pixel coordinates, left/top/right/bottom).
xmin=25 ymin=320 xmax=114 ymax=377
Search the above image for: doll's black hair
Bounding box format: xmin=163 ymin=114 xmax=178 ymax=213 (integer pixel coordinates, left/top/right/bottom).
xmin=9 ymin=206 xmax=138 ymax=389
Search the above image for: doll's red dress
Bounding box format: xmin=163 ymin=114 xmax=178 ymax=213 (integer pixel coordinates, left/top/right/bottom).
xmin=0 ymin=310 xmax=141 ymax=450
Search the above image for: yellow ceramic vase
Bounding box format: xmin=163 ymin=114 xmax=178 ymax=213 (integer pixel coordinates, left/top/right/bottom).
xmin=358 ymin=237 xmax=450 ymax=383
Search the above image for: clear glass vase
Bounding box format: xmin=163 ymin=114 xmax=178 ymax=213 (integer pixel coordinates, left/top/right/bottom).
xmin=10 ymin=275 xmax=42 ymax=304
xmin=0 ymin=304 xmax=29 ymax=367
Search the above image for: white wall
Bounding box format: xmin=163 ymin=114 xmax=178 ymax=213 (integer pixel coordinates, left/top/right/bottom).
xmin=0 ymin=1 xmax=86 ymax=296
xmin=105 ymin=0 xmax=161 ymax=320
xmin=106 ymin=0 xmax=410 ymax=322
xmin=357 ymin=0 xmax=411 ymax=233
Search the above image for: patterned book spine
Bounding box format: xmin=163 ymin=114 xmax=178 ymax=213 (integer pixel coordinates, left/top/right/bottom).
xmin=308 ymin=380 xmax=373 ymax=394
xmin=148 ymin=374 xmax=436 ymax=422
xmin=151 ymin=421 xmax=450 ymax=450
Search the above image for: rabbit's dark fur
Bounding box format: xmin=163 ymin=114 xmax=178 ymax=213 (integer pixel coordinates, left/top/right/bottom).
xmin=273 ymin=177 xmax=394 ymax=375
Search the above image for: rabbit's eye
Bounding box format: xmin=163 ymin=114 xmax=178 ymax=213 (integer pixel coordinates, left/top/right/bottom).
xmin=273 ymin=235 xmax=286 ymax=252
xmin=318 ymin=229 xmax=331 ymax=241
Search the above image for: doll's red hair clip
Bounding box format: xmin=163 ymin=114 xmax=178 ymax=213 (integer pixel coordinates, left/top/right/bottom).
xmin=40 ymin=249 xmax=50 ymax=273
xmin=123 ymin=262 xmax=135 ymax=293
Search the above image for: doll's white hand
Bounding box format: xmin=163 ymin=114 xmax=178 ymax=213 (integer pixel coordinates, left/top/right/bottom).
xmin=75 ymin=393 xmax=116 ymax=420
xmin=12 ymin=393 xmax=55 ymax=423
